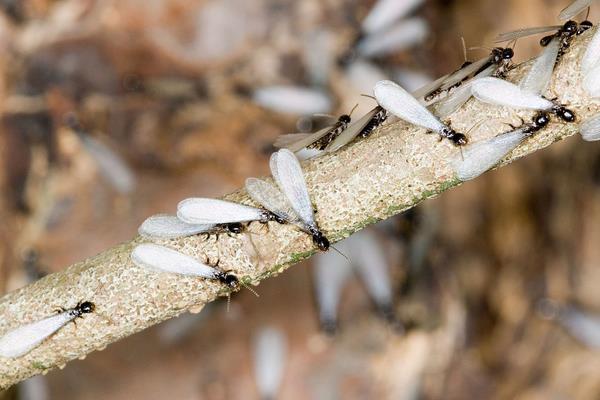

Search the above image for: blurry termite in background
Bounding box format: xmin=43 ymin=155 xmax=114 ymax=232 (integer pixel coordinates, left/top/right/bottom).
xmin=253 ymin=327 xmax=288 ymax=400
xmin=313 ymin=231 xmax=402 ymax=334
xmin=252 ymin=85 xmax=332 ymax=116
xmin=581 ymin=25 xmax=600 ymax=97
xmin=246 ymin=149 xmax=332 ymax=252
xmin=0 ymin=301 xmax=96 ymax=358
xmin=374 ymin=80 xmax=469 ymax=146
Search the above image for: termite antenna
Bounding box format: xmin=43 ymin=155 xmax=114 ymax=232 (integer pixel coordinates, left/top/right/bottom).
xmin=461 ymin=36 xmax=468 ymax=62
xmin=331 ymin=244 xmax=351 ymax=262
xmin=240 ymin=281 xmax=260 ymax=297
xmin=360 ymin=93 xmax=377 ymax=101
xmin=348 ymin=103 xmax=359 ymax=117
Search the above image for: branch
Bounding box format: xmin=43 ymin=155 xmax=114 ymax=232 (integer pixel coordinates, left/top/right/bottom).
xmin=0 ymin=28 xmax=598 ymax=389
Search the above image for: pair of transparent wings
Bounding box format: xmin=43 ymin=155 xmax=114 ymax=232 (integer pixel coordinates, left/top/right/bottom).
xmin=275 ymin=107 xmax=385 ymax=154
xmin=471 ymin=77 xmax=554 ymax=110
xmin=176 ymin=198 xmax=266 ymax=225
xmin=246 ymin=149 xmax=315 ymax=232
xmin=374 ymin=80 xmax=446 ymax=132
xmin=131 ymin=243 xmax=218 ymax=278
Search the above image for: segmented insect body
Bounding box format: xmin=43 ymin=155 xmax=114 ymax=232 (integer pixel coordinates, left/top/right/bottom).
xmin=0 ymin=301 xmax=95 ymax=358
xmin=495 ymin=20 xmax=592 ymax=58
xmin=374 ymin=80 xmax=468 ymax=146
xmin=274 ymin=114 xmax=352 ymax=153
xmin=453 ymin=112 xmax=550 ymax=181
xmin=246 ymin=149 xmax=330 ymax=251
xmin=325 ymin=106 xmax=388 ymax=152
xmin=131 ymin=243 xmax=240 ymax=290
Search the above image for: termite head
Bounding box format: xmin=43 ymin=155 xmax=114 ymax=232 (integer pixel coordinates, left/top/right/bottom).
xmin=76 ymin=301 xmax=95 ymax=316
xmin=226 ymin=223 xmax=244 ymax=234
xmin=338 ymin=114 xmax=352 ymax=124
xmin=445 ymin=129 xmax=468 ymax=146
xmin=553 ymin=106 xmax=576 ymax=123
xmin=311 ymin=230 xmax=330 ymax=251
xmin=501 ymin=47 xmax=514 ymax=60
xmin=217 ymin=271 xmax=240 ymax=291
xmin=532 ymin=112 xmax=551 ymax=130
xmin=563 ymin=20 xmax=578 ymax=35
xmin=492 ymin=47 xmax=514 ymax=63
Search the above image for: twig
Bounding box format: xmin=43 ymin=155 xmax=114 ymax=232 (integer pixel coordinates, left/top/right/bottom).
xmin=0 ymin=28 xmax=598 ymax=389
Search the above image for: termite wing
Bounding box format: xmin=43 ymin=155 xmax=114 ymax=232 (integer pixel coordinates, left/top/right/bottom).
xmin=558 ymin=0 xmax=594 ymax=21
xmin=246 ymin=149 xmax=330 ymax=251
xmin=580 ymin=113 xmax=600 ymax=141
xmin=0 ymin=301 xmax=96 ymax=358
xmin=325 ymin=106 xmax=388 ymax=152
xmin=138 ymin=214 xmax=216 ymax=239
xmin=453 ymin=113 xmax=550 ymax=181
xmin=494 ymin=20 xmax=592 ymax=55
xmin=274 ymin=113 xmax=352 ymax=153
xmin=176 ymin=198 xmax=284 ymax=230
xmin=519 ymin=36 xmax=561 ymax=95
xmin=374 ymin=80 xmax=468 ymax=145
xmin=131 ymin=243 xmax=241 ymax=290
xmin=470 ymin=77 xmax=576 ymax=122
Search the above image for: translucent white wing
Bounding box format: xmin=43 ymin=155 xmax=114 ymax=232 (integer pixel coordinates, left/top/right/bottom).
xmin=277 ymin=125 xmax=335 ymax=152
xmin=79 ymin=135 xmax=136 ymax=194
xmin=296 ymin=114 xmax=337 ymax=133
xmin=583 ymin=63 xmax=600 ymax=97
xmin=177 ymin=198 xmax=265 ymax=224
xmin=253 ymin=85 xmax=332 ymax=115
xmin=471 ymin=77 xmax=554 ymax=110
xmin=253 ymin=327 xmax=287 ymax=400
xmin=438 ymin=56 xmax=492 ymax=91
xmin=356 ymin=18 xmax=428 ymax=57
xmin=433 ymin=65 xmax=495 ymax=118
xmin=313 ymin=240 xmax=353 ymax=330
xmin=374 ymin=80 xmax=445 ymax=132
xmin=453 ymin=128 xmax=527 ymax=181
xmin=361 ymin=0 xmax=424 ymax=34
xmin=582 ymin=28 xmax=600 ymax=75
xmin=138 ymin=214 xmax=214 ymax=239
xmin=269 ymin=151 xmax=282 ymax=188
xmin=274 ymin=149 xmax=316 ymax=227
xmin=411 ymin=73 xmax=451 ymax=100
xmin=494 ymin=25 xmax=561 ymax=42
xmin=0 ymin=312 xmax=75 ymax=358
xmin=520 ymin=37 xmax=560 ymax=95
xmin=245 ymin=178 xmax=300 ymax=224
xmin=558 ymin=0 xmax=593 ymax=21
xmin=559 ymin=306 xmax=600 ymax=348
xmin=350 ymin=231 xmax=392 ymax=307
xmin=580 ymin=113 xmax=600 ymax=141
xmin=131 ymin=244 xmax=217 ymax=277
xmin=326 ymin=107 xmax=381 ymax=152
xmin=273 ymin=133 xmax=312 ymax=148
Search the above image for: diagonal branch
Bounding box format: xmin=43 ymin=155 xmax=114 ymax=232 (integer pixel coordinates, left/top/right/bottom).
xmin=0 ymin=28 xmax=598 ymax=389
